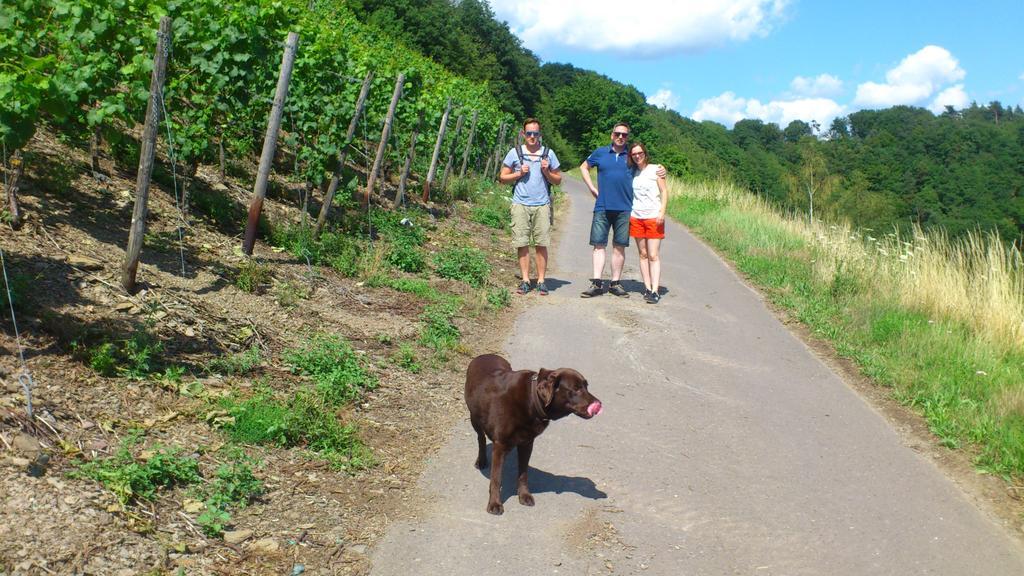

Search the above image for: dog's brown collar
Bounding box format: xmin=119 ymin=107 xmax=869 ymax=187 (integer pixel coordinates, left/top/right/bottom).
xmin=530 ymin=372 xmax=550 ymax=423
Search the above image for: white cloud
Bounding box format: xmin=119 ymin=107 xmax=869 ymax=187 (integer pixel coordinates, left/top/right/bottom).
xmin=929 ymin=84 xmax=969 ymax=113
xmin=853 ymin=45 xmax=965 ymax=108
xmin=692 ymin=92 xmax=844 ymax=129
xmin=488 ymin=0 xmax=790 ymax=56
xmin=790 ymin=74 xmax=843 ymax=98
xmin=647 ymin=89 xmax=680 ymax=110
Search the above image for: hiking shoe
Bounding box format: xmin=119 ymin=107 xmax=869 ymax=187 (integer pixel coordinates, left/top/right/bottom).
xmin=516 ymin=281 xmax=532 ymax=295
xmin=607 ymin=281 xmax=629 ymax=298
xmin=536 ymin=281 xmax=549 ymax=296
xmin=580 ymin=279 xmax=604 ymax=298
xmin=644 ymin=291 xmax=660 ymax=304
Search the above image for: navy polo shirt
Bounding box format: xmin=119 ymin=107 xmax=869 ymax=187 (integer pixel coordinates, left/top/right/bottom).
xmin=586 ymin=145 xmax=632 ymax=211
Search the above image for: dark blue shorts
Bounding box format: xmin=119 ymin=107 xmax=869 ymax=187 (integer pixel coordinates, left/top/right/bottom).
xmin=590 ymin=210 xmax=631 ymax=247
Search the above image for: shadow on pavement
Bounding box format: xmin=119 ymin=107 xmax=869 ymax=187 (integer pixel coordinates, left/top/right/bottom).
xmin=476 ymin=444 xmax=608 ymax=503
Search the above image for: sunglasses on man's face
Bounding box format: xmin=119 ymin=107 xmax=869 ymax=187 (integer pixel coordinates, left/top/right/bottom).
xmin=612 ymin=131 xmax=629 ymax=138
xmin=524 ymin=131 xmax=541 ymax=137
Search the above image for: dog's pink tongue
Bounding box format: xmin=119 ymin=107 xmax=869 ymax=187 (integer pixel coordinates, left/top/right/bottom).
xmin=587 ymin=401 xmax=603 ymax=417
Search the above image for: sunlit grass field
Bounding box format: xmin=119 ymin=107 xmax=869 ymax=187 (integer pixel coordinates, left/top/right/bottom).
xmin=666 ymin=180 xmax=1024 ymax=480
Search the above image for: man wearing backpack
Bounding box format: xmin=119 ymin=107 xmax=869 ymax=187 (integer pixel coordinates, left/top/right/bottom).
xmin=500 ymin=118 xmax=562 ymax=295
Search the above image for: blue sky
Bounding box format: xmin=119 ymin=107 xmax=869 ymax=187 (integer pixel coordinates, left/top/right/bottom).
xmin=488 ymin=0 xmax=1024 ymax=129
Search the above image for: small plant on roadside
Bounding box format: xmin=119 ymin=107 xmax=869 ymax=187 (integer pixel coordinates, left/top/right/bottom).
xmin=419 ymin=300 xmax=460 ymax=359
xmin=158 ymin=365 xmax=187 ymax=384
xmin=273 ymin=280 xmax=310 ymax=308
xmin=193 ymin=450 xmax=263 ymax=537
xmin=220 ymin=389 xmax=373 ymax=471
xmin=447 ymin=176 xmax=475 ymax=202
xmin=119 ymin=331 xmax=163 ymax=380
xmin=386 ymin=237 xmax=426 ymax=273
xmin=208 ymin=346 xmax=262 ymax=376
xmin=393 ymin=343 xmax=421 ymax=373
xmin=234 ymin=259 xmax=272 ymax=294
xmin=432 ymin=247 xmax=490 ymax=287
xmin=486 ymin=287 xmax=511 ymax=309
xmin=87 ymin=342 xmax=118 ymax=376
xmin=284 ymin=334 xmax=377 ymax=405
xmin=80 ymin=330 xmax=164 ymax=379
xmin=470 ymin=204 xmax=508 ymax=229
xmin=70 ymin=437 xmax=201 ymax=505
xmin=366 ymin=276 xmax=443 ymax=301
xmin=270 ymin=223 xmax=364 ymax=278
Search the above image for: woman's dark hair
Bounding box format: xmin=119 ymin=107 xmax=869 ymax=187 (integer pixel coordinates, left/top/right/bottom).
xmin=627 ymin=141 xmax=649 ymax=169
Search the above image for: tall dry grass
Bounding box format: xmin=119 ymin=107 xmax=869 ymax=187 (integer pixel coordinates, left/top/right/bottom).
xmin=667 ymin=179 xmax=1024 ymax=351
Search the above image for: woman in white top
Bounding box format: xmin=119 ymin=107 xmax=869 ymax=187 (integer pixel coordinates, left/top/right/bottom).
xmin=627 ymin=142 xmax=669 ymax=304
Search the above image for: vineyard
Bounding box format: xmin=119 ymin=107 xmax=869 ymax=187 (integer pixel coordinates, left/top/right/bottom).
xmin=0 ymin=1 xmax=531 ymax=574
xmin=2 ymin=0 xmax=513 ymax=233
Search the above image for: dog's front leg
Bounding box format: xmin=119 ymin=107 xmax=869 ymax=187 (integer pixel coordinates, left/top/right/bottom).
xmin=487 ymin=441 xmax=508 ymax=515
xmin=516 ymin=438 xmax=535 ymax=506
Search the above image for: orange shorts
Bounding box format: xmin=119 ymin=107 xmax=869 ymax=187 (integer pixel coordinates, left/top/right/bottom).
xmin=629 ymin=216 xmax=665 ymax=239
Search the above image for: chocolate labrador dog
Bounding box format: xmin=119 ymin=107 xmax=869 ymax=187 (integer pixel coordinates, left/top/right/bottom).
xmin=465 ymin=354 xmax=603 ymax=515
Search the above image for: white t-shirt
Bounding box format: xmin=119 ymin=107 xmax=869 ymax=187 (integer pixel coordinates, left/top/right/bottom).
xmin=631 ymin=164 xmax=662 ymax=219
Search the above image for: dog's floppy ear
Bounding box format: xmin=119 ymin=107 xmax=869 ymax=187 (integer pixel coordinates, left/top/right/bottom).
xmin=536 ymin=368 xmax=558 ymax=407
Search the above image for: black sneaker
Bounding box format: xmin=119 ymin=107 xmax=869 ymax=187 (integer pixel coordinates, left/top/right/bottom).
xmin=580 ymin=279 xmax=604 ymax=298
xmin=644 ymin=291 xmax=660 ymax=304
xmin=607 ymin=281 xmax=629 ymax=298
xmin=516 ymin=281 xmax=532 ymax=295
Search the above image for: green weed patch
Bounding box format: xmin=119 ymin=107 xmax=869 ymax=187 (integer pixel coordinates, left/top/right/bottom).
xmin=70 ymin=435 xmax=200 ymax=505
xmin=284 ymin=334 xmax=377 ymax=405
xmin=433 ymin=247 xmax=490 ymax=287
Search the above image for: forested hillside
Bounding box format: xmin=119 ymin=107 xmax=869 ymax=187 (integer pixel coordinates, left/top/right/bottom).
xmin=348 ymin=0 xmax=1024 ymax=242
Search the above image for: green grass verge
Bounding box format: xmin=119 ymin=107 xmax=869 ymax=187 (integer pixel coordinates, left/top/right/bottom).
xmin=667 ymin=191 xmax=1024 ymax=480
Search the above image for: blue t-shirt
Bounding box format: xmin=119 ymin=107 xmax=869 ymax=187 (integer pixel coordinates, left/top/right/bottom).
xmin=503 ymin=146 xmax=561 ymax=206
xmin=586 ymin=145 xmax=632 ymax=211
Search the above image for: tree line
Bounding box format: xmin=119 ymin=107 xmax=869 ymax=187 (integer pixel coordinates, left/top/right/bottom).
xmin=347 ymin=0 xmax=1024 ymax=242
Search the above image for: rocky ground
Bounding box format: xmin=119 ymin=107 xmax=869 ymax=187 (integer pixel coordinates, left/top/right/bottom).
xmin=0 ymin=129 xmax=526 ymax=575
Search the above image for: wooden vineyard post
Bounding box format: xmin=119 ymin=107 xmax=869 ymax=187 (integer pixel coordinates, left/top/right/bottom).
xmin=364 ymin=73 xmax=405 ymax=207
xmin=242 ymin=31 xmax=299 ymax=255
xmin=422 ymin=98 xmax=452 ymax=202
xmin=121 ymin=16 xmax=171 ymax=294
xmin=484 ymin=123 xmax=504 ymax=180
xmin=3 ymin=150 xmax=24 ymax=230
xmin=394 ymin=110 xmax=424 ymax=208
xmin=218 ymin=126 xmax=226 ymax=180
xmin=458 ymin=110 xmax=479 ymax=178
xmin=316 ymin=70 xmax=373 ymax=237
xmin=439 ymin=113 xmax=465 ymax=192
xmin=492 ymin=122 xmax=509 ymax=180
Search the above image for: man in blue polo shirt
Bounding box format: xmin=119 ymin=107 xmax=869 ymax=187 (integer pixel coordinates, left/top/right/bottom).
xmin=579 ymin=122 xmax=663 ymax=298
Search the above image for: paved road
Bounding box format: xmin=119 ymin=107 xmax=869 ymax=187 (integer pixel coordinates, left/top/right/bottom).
xmin=369 ymin=176 xmax=1024 ymax=575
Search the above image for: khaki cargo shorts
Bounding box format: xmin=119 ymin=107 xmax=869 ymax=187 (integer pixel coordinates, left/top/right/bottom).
xmin=510 ymin=203 xmax=551 ymax=248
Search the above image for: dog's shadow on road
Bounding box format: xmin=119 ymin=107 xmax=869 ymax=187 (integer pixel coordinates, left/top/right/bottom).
xmin=477 ymin=445 xmax=607 ymax=502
